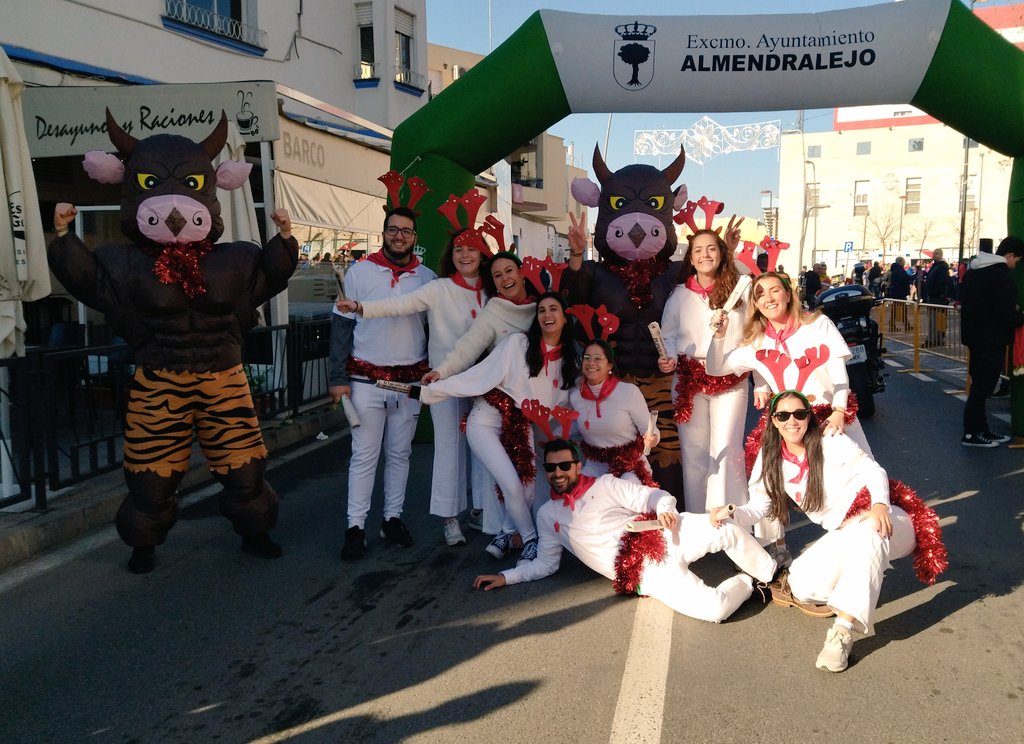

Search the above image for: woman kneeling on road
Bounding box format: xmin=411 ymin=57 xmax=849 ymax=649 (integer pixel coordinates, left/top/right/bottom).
xmin=710 ymin=390 xmax=946 ymax=673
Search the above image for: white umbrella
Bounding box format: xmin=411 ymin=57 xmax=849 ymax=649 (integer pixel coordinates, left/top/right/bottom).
xmin=1 ymin=47 xmax=51 ymax=499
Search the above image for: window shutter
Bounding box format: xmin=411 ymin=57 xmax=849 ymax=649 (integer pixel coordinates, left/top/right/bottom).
xmin=355 ymin=3 xmax=373 ymax=26
xmin=395 ymin=9 xmax=414 ymax=36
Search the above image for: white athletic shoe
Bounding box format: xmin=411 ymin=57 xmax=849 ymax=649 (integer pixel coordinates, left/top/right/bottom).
xmin=815 ymin=625 xmax=854 ymax=672
xmin=443 ymin=519 xmax=467 ymax=546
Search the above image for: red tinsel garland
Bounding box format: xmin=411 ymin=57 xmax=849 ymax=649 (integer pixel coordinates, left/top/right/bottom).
xmin=744 ymin=396 xmax=859 ymax=476
xmin=482 ymin=389 xmax=535 ymax=502
xmin=672 ymin=354 xmax=748 ymax=424
xmin=606 ymin=257 xmax=670 ymax=308
xmin=580 ymin=435 xmax=658 ymax=487
xmin=613 ymin=510 xmax=667 ymax=595
xmin=143 ymin=240 xmax=212 ymax=298
xmin=347 ymin=357 xmax=430 ymax=383
xmin=843 ymin=480 xmax=948 ymax=586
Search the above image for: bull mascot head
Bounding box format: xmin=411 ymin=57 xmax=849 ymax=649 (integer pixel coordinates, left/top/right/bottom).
xmin=570 ymin=145 xmax=687 ymax=265
xmin=82 ymin=109 xmax=251 ymax=248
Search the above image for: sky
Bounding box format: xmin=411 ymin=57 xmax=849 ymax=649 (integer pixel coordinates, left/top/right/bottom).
xmin=424 ymin=0 xmax=1005 ymax=219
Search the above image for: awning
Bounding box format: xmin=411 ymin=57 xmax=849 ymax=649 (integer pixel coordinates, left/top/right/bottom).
xmin=274 ymin=170 xmax=385 ymax=234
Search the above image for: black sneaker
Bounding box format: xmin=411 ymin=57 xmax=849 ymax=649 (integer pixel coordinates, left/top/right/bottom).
xmin=961 ymin=432 xmax=999 ymax=448
xmin=983 ymin=431 xmax=1012 ymax=444
xmin=127 ymin=546 xmax=156 ymax=574
xmin=341 ymin=526 xmax=367 ymax=560
xmin=380 ymin=517 xmax=414 ymax=547
xmin=241 ymin=532 xmax=283 ymax=559
xmin=990 ymin=381 xmax=1010 ymax=399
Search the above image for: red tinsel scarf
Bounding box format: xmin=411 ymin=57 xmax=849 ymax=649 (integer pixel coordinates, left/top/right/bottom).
xmin=607 ymin=257 xmax=669 ymax=308
xmin=347 ymin=357 xmax=429 ymax=383
xmin=744 ymin=397 xmax=859 ymax=476
xmin=580 ymin=435 xmax=658 ymax=487
xmin=613 ymin=510 xmax=667 ymax=595
xmin=672 ymin=354 xmax=748 ymax=424
xmin=482 ymin=389 xmax=535 ymax=502
xmin=143 ymin=240 xmax=212 ymax=298
xmin=843 ymin=481 xmax=948 ymax=586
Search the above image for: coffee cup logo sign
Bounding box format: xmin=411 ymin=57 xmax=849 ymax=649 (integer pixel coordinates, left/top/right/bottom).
xmin=235 ymin=89 xmax=259 ymax=136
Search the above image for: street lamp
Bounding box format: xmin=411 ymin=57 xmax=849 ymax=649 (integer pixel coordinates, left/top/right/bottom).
xmin=760 ymin=189 xmax=778 ymax=237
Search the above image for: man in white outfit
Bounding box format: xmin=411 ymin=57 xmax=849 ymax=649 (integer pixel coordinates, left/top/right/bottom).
xmin=329 ymin=207 xmax=436 ymax=559
xmin=474 ymin=439 xmax=777 ymax=623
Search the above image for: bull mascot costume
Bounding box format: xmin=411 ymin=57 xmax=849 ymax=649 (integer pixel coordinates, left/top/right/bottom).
xmin=565 ymin=146 xmax=740 ymax=497
xmin=48 ymin=110 xmax=298 ymax=573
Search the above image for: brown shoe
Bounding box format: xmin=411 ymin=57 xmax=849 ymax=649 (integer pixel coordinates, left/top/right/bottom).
xmin=769 ymin=570 xmax=835 ymax=618
xmin=1008 ymin=436 xmax=1024 ymax=450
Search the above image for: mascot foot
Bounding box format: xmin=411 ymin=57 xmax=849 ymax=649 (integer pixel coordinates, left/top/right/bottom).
xmin=241 ymin=533 xmax=283 ymax=559
xmin=127 ymin=546 xmax=156 ymax=574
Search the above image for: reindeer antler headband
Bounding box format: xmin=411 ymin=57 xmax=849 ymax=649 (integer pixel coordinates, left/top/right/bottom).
xmin=378 ymin=170 xmax=430 ymax=216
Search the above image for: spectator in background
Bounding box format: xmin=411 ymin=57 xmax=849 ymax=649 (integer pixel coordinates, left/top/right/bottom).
xmin=924 ymin=249 xmax=951 ymax=346
xmin=958 ymin=237 xmax=1024 ymax=447
xmin=868 ymin=261 xmax=882 ymax=298
xmin=885 ymin=257 xmax=911 ymax=300
xmin=802 ymin=263 xmax=822 ymax=309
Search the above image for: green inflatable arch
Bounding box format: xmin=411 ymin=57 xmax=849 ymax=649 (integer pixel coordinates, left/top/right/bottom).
xmin=392 ymin=0 xmax=1024 ymax=262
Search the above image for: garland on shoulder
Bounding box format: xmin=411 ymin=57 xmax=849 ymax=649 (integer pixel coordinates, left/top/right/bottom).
xmin=580 ymin=435 xmax=658 ymax=487
xmin=482 ymin=389 xmax=535 ymax=502
xmin=672 ymin=354 xmax=748 ymax=423
xmin=613 ymin=511 xmax=667 ymax=596
xmin=843 ymin=480 xmax=948 ymax=586
xmin=744 ymin=396 xmax=859 ymax=476
xmin=606 ymin=256 xmax=669 ymax=308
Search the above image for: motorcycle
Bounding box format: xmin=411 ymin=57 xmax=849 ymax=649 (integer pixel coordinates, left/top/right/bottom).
xmin=815 ymin=284 xmax=885 ymax=419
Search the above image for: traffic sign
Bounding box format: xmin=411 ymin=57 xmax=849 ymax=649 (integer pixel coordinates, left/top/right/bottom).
xmin=843 ymin=241 xmax=854 ymax=253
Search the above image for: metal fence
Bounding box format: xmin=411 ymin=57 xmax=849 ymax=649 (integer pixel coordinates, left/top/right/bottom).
xmin=876 ymin=299 xmax=968 ymax=367
xmin=0 ymin=317 xmax=332 ymax=511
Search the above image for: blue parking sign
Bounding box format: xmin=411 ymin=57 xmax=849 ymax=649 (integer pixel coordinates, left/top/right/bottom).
xmin=843 ymin=241 xmax=854 ymax=253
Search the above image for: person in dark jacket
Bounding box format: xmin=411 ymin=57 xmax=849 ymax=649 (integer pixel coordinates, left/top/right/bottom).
xmin=885 ymin=256 xmax=911 ymax=300
xmin=959 ymin=237 xmax=1024 ymax=447
xmin=802 ymin=264 xmax=822 ymax=308
xmin=923 ymin=249 xmax=951 ymax=345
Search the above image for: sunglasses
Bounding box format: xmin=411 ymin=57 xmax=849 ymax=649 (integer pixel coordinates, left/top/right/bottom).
xmin=543 ymin=461 xmax=579 ymax=473
xmin=772 ymin=409 xmax=811 ymax=422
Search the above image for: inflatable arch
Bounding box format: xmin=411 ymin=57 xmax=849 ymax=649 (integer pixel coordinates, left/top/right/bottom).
xmin=391 ymin=0 xmax=1024 ymax=262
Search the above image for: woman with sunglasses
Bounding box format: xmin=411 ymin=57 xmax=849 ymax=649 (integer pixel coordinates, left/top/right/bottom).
xmin=710 ymin=391 xmax=932 ymax=672
xmin=570 ymin=339 xmax=658 ymax=485
xmin=337 ymin=230 xmax=491 ymax=547
xmin=416 ymin=293 xmax=580 ymax=564
xmin=706 ymin=271 xmax=870 ymax=567
xmin=658 ymin=229 xmax=750 ymax=514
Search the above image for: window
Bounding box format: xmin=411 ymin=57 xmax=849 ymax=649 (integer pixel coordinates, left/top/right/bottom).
xmin=807 ymin=144 xmax=821 ymax=158
xmin=162 ymin=0 xmax=266 ymax=51
xmin=394 ymin=9 xmax=423 ymax=89
xmin=856 ymin=141 xmax=871 ymax=156
xmin=355 ymin=3 xmax=376 ymax=79
xmin=904 ymin=177 xmax=921 ymax=215
xmin=959 ymin=174 xmax=978 ymax=213
xmin=806 ymin=182 xmax=820 ymax=210
xmin=908 ymin=138 xmax=924 ymax=152
xmin=854 ymin=180 xmax=870 ymax=216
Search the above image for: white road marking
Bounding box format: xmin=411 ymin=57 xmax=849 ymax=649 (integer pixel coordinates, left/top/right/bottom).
xmin=884 ymin=359 xmax=904 ymax=368
xmin=608 ymin=598 xmax=673 ymax=744
xmin=909 ymin=372 xmax=934 ymax=382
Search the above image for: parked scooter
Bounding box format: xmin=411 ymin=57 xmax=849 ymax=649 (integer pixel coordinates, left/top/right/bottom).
xmin=815 ymin=283 xmax=885 ymax=419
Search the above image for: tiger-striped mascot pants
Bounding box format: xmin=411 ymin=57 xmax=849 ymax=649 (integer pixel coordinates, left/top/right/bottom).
xmin=116 ymin=365 xmax=278 ymax=547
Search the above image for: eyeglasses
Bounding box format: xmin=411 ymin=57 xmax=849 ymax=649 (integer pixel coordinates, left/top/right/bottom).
xmin=384 ymin=226 xmax=416 ymax=238
xmin=772 ymin=409 xmax=810 ymax=422
xmin=543 ymin=461 xmax=579 ymax=473
xmin=582 ymin=355 xmax=608 ymax=362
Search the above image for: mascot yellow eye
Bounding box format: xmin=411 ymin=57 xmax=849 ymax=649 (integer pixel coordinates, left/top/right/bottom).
xmin=137 ymin=173 xmax=161 ymax=190
xmin=184 ymin=174 xmax=206 ymax=190
xmin=608 ymin=195 xmax=628 ymax=211
xmin=646 ymin=196 xmax=666 ymax=210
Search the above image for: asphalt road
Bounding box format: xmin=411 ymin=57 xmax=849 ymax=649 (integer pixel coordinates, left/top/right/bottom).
xmin=1 ymin=344 xmax=1022 ymax=743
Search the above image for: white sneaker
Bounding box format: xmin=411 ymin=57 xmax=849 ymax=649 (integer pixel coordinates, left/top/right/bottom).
xmin=815 ymin=625 xmax=854 ymax=672
xmin=443 ymin=519 xmax=466 ymax=546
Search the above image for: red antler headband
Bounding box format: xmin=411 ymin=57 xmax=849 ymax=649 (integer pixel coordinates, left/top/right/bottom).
xmin=521 ymin=256 xmax=569 ymax=294
xmin=567 ymin=304 xmax=621 ymax=341
xmin=673 ymin=195 xmax=725 ymax=235
xmin=378 ymin=170 xmax=430 ymax=216
xmin=437 ymin=189 xmax=497 ymax=258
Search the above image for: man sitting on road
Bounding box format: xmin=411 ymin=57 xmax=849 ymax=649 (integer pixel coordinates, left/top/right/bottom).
xmin=473 ymin=439 xmax=777 ymax=623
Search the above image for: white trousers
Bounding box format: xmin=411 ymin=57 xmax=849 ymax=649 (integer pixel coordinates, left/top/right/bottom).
xmin=428 ymin=397 xmax=472 ymax=519
xmin=346 ymin=381 xmax=421 ymax=528
xmin=788 ymin=506 xmax=915 ymax=633
xmin=465 ymin=400 xmax=537 ymax=543
xmin=677 ymin=384 xmax=749 ymax=514
xmin=640 ymin=515 xmax=777 ymax=623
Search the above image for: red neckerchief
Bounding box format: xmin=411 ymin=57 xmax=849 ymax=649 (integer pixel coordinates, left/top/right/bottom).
xmin=367 ymin=250 xmax=421 ymax=287
xmin=450 ymin=273 xmax=483 ymax=317
xmin=763 ymin=317 xmax=798 ymax=356
xmin=780 ymin=441 xmax=809 ymax=485
xmin=580 ymin=376 xmax=619 ymax=419
xmin=685 ymin=274 xmax=715 ymax=299
xmin=541 ymin=342 xmax=562 ymax=376
xmin=144 ymin=240 xmax=213 ymax=299
xmin=554 ymin=474 xmax=596 ymax=511
xmin=498 ymin=293 xmax=534 ymax=306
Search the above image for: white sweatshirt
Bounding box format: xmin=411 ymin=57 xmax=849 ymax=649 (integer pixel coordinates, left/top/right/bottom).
xmin=434 ymin=297 xmax=537 ymax=379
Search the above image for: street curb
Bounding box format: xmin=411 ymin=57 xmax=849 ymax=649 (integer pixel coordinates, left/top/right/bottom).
xmin=0 ymin=406 xmax=349 ymax=575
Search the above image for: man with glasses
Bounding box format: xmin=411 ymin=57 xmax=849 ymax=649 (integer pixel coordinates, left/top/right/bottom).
xmin=473 ymin=439 xmax=776 ymax=622
xmin=329 ymin=207 xmax=436 ymax=559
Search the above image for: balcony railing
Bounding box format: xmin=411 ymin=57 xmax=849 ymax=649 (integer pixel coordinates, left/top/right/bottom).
xmin=354 ymin=62 xmax=380 ymax=81
xmin=394 ymin=67 xmax=427 ymax=92
xmin=163 ymin=0 xmax=268 ymax=50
